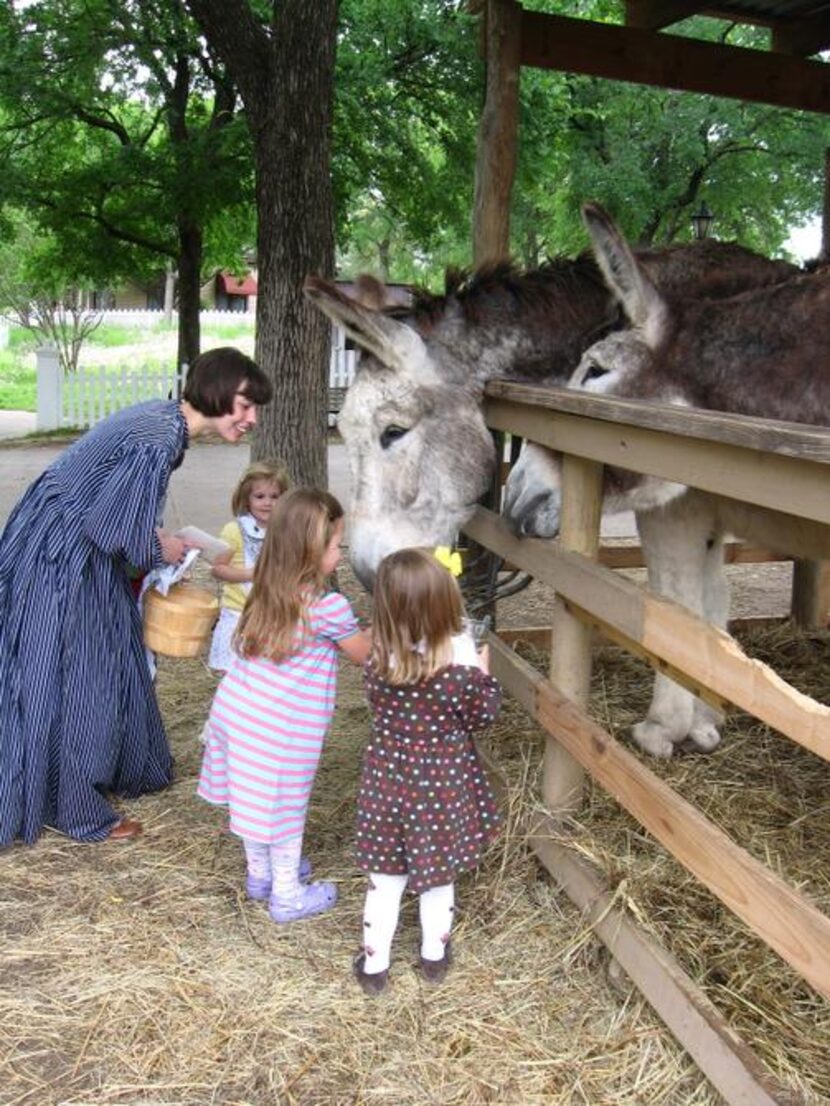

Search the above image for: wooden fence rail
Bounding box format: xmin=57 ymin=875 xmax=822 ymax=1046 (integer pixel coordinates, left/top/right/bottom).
xmin=469 ymin=380 xmax=830 ymax=1104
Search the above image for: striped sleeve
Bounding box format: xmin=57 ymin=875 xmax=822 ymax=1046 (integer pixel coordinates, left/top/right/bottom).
xmin=312 ymin=591 xmax=360 ymax=642
xmin=82 ymin=444 xmax=172 ymax=570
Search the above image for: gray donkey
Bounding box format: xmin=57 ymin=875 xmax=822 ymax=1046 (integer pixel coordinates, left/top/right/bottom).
xmin=507 ymin=203 xmax=830 ymax=757
xmin=304 ymin=241 xmax=794 ymax=594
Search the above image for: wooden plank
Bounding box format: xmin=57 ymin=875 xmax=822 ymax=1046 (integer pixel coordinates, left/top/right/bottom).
xmin=472 ymin=0 xmax=521 ymax=265
xmin=497 ymin=614 xmax=790 ymax=649
xmin=791 ymin=560 xmax=830 ymax=629
xmin=464 ymin=505 xmax=830 ymax=761
xmin=519 ymin=10 xmax=830 ymax=116
xmin=486 ymin=396 xmax=830 ymax=528
xmin=530 ymin=817 xmax=804 ymax=1106
xmin=544 ymin=455 xmax=602 ymax=813
xmin=624 ymin=1 xmax=700 ymax=31
xmin=598 ymin=542 xmax=788 ymax=570
xmin=485 ymin=381 xmax=830 ymax=461
xmin=488 ymin=635 xmax=830 ymax=1003
xmin=773 ymin=12 xmax=830 ymax=58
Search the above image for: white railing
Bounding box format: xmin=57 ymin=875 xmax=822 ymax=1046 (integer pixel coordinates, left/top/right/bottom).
xmin=97 ymin=307 xmax=255 ymax=329
xmin=35 ymin=327 xmax=357 ymax=431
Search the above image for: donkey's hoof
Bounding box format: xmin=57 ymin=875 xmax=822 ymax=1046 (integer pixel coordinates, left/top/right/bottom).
xmin=631 ymin=721 xmax=675 ymax=759
xmin=688 ymin=724 xmax=721 ymax=753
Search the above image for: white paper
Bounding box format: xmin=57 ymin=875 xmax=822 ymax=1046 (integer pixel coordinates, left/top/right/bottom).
xmin=174 ymin=525 xmax=232 ymax=565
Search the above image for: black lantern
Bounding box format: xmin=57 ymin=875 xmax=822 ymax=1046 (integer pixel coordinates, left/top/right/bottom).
xmin=691 ymin=200 xmax=715 ymax=240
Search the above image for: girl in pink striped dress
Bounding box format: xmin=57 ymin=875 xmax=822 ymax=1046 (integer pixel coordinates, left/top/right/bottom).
xmin=198 ymin=488 xmax=370 ymax=923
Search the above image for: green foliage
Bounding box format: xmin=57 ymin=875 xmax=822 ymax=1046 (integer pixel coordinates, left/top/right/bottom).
xmin=334 ymin=0 xmax=481 ymax=282
xmin=0 ymin=0 xmax=255 ymax=289
xmin=0 ymin=0 xmax=826 ymax=295
xmin=513 ymin=2 xmax=829 ymax=259
xmin=0 ymin=349 xmax=35 ymax=410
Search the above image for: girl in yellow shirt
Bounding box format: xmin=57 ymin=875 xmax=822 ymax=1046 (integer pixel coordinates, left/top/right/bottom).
xmin=208 ymin=459 xmax=290 ymax=671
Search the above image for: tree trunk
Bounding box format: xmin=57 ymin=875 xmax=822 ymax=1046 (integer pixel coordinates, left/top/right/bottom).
xmin=186 ymin=0 xmax=338 ymax=489
xmin=177 ymin=217 xmax=203 ymax=370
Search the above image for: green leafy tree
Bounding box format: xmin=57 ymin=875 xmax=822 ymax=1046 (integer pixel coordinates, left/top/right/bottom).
xmin=512 ymin=4 xmax=829 ymax=260
xmin=0 ymin=0 xmax=255 ymax=364
xmin=334 ymin=0 xmax=481 ymax=284
xmin=0 ymin=209 xmax=102 ymax=373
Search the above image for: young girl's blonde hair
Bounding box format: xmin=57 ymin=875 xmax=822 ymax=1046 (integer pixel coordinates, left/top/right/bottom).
xmin=235 ymin=487 xmax=343 ymax=662
xmin=231 ymin=458 xmax=290 ymax=516
xmin=371 ymin=548 xmax=463 ymax=685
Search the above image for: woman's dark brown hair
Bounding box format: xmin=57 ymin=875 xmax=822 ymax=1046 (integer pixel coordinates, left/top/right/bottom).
xmin=183 ymin=347 xmax=272 ymax=416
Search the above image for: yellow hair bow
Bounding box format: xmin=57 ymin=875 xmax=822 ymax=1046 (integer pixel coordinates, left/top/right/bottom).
xmin=433 ymin=546 xmax=463 ymax=578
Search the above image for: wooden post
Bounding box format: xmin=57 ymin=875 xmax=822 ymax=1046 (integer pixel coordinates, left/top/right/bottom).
xmin=823 ymin=146 xmax=830 ymax=261
xmin=472 ymin=0 xmax=521 ymax=265
xmin=543 ymin=455 xmax=603 ymax=814
xmin=791 ymin=559 xmax=830 ymax=628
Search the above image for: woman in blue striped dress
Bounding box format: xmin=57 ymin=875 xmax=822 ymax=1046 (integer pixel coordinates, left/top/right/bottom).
xmin=0 ymin=347 xmax=272 ymax=846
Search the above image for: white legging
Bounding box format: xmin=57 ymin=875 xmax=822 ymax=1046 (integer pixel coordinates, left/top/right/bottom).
xmin=361 ymin=872 xmax=454 ymax=975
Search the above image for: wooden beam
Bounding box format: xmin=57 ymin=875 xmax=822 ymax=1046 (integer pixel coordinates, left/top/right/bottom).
xmin=485 ymin=393 xmax=830 ymax=530
xmin=485 ymin=382 xmax=830 ymax=463
xmin=473 ymin=0 xmax=521 ymax=265
xmin=624 ymin=1 xmax=701 ymax=31
xmin=598 ymin=541 xmax=787 ymax=570
xmin=488 ymin=635 xmax=830 ymax=1003
xmin=790 ymin=559 xmax=830 ymax=629
xmin=530 ymin=817 xmax=805 ymax=1106
xmin=464 ymin=505 xmax=830 ymax=761
xmin=519 ymin=11 xmax=830 ymax=116
xmin=496 ymin=614 xmax=789 ymax=649
xmin=544 ymin=455 xmax=603 ymax=813
xmin=772 ymin=13 xmax=830 ymax=58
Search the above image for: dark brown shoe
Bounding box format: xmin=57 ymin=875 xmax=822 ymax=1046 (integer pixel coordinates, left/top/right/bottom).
xmin=353 ymin=952 xmax=388 ymax=996
xmin=105 ymin=818 xmax=143 ymax=841
xmin=419 ymin=942 xmax=452 ymax=984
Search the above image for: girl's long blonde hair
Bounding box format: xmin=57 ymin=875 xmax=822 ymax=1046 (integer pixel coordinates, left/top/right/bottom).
xmin=235 ymin=487 xmax=343 ymax=662
xmin=371 ymin=548 xmax=463 ymax=685
xmin=231 ymin=458 xmax=290 ymax=516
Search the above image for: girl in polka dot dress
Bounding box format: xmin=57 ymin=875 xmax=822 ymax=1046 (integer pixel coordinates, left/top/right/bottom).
xmin=353 ymin=547 xmax=502 ymax=994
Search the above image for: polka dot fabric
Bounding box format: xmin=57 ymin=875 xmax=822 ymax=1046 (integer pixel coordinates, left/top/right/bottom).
xmin=355 ymin=664 xmax=502 ymax=893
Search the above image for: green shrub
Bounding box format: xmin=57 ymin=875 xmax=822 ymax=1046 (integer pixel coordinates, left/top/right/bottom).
xmin=0 ymin=350 xmax=36 ymax=410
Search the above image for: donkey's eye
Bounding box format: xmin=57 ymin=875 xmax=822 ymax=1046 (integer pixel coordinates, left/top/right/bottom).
xmin=380 ymin=425 xmax=409 ymax=450
xmin=583 ymin=362 xmax=609 ymax=383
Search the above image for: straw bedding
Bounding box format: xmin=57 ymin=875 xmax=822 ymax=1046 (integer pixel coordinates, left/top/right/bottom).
xmin=1 ymin=563 xmax=827 ymax=1105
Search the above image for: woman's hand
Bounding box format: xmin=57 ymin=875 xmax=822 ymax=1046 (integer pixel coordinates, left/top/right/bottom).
xmin=157 ymin=528 xmax=188 ymax=565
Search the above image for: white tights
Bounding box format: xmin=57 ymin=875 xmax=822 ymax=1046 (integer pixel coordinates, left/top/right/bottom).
xmin=361 ymin=872 xmax=454 ymax=975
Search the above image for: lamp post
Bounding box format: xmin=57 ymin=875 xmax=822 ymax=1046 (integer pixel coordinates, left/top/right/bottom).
xmin=691 ymin=200 xmax=715 ymax=240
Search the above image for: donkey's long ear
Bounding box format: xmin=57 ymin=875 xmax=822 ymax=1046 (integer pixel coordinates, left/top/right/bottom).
xmin=581 ymin=203 xmax=668 ymax=348
xmin=304 ymin=276 xmax=429 ymax=378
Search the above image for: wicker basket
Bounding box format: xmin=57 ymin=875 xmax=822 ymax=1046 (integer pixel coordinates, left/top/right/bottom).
xmin=143 ymin=583 xmax=219 ymax=658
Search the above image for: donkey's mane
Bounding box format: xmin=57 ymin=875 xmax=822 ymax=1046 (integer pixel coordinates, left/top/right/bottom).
xmin=388 ymin=254 xmax=609 ymax=329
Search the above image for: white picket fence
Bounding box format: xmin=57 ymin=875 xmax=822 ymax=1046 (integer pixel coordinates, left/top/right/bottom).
xmin=97 ymin=307 xmax=255 ymax=329
xmin=35 ymin=327 xmax=357 ymax=431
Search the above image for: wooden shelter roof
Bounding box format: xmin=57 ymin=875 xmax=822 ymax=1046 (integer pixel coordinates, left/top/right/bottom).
xmin=513 ymin=1 xmax=830 ymax=114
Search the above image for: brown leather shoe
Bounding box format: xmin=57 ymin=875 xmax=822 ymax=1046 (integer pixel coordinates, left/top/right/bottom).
xmin=106 ymin=817 xmax=143 ymax=841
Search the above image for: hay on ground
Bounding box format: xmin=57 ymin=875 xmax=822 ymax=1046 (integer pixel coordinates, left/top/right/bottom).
xmin=1 ymin=566 xmax=827 ymax=1105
